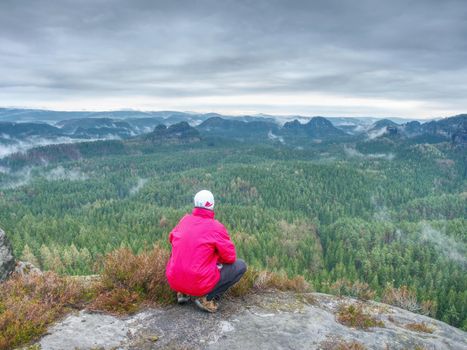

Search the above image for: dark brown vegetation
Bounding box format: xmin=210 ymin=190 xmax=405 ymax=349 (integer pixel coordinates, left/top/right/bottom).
xmin=229 ymin=268 xmax=309 ymax=297
xmin=330 ymin=279 xmax=376 ymax=301
xmin=382 ymin=285 xmax=437 ymax=317
xmin=337 ymin=303 xmax=385 ymax=330
xmin=405 ymin=322 xmax=434 ymax=334
xmin=0 ymin=272 xmax=94 ymax=350
xmin=319 ymin=338 xmax=366 ymax=350
xmin=90 ymin=245 xmax=173 ymax=314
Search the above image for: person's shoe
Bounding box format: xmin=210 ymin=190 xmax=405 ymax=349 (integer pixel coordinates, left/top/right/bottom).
xmin=194 ymin=296 xmax=218 ymax=313
xmin=177 ymin=292 xmax=190 ymax=304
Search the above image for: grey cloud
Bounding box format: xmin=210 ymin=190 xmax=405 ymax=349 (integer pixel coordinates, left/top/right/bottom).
xmin=0 ymin=0 xmax=466 ymax=116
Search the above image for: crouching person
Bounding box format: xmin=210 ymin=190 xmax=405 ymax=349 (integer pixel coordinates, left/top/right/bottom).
xmin=165 ymin=190 xmax=247 ymax=313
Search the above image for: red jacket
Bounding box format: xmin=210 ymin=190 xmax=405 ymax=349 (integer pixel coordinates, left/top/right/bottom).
xmin=165 ymin=207 xmax=236 ymax=296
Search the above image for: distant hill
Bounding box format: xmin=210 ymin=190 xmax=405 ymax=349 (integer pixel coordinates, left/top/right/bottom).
xmin=0 ymin=121 xmax=62 ymax=138
xmin=198 ymin=116 xmax=347 ymax=143
xmin=304 ymin=117 xmax=347 ymax=138
xmin=365 ymin=114 xmax=466 ymax=147
xmin=198 ymin=117 xmax=280 ymax=141
xmin=142 ymin=122 xmax=200 ymax=144
xmin=0 ymin=109 xmax=465 ymax=155
xmin=370 ymin=119 xmax=399 ymax=130
xmin=0 ymin=108 xmax=211 ymax=124
xmin=56 ymin=118 xmax=134 ymax=133
xmin=280 ymin=117 xmax=347 ymax=144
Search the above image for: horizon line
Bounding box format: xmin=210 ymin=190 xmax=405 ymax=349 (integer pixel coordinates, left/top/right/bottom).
xmin=1 ymin=105 xmax=463 ymax=121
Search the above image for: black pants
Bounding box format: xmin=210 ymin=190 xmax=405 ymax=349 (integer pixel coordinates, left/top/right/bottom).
xmin=206 ymin=259 xmax=247 ymax=300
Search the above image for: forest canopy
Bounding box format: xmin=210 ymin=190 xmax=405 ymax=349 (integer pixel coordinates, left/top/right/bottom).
xmin=0 ymin=130 xmax=465 ymax=330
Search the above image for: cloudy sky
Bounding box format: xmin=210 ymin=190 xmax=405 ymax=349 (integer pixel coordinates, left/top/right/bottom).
xmin=0 ymin=0 xmax=466 ymax=118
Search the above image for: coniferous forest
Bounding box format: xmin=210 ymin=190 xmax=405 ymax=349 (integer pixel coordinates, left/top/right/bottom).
xmin=0 ymin=118 xmax=465 ymax=330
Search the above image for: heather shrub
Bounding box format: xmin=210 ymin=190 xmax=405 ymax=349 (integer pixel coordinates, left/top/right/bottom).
xmin=420 ymin=300 xmax=438 ymax=317
xmin=337 ymin=303 xmax=384 ymax=329
xmin=91 ymin=287 xmax=141 ymax=314
xmin=382 ymin=285 xmax=421 ymax=313
xmin=95 ymin=245 xmax=309 ymax=311
xmin=405 ymin=322 xmax=434 ymax=333
xmin=91 ymin=245 xmax=174 ymax=313
xmin=257 ymin=270 xmax=309 ymax=292
xmin=330 ymin=279 xmax=376 ymax=301
xmin=0 ymin=272 xmax=93 ymax=350
xmin=320 ymin=338 xmax=367 ymax=350
xmin=228 ymin=267 xmax=259 ymax=297
xmin=228 ymin=267 xmax=309 ymax=297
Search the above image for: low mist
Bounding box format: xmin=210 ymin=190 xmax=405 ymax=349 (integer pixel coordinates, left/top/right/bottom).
xmin=268 ymin=130 xmax=285 ymax=144
xmin=367 ymin=126 xmax=388 ymax=140
xmin=420 ymin=223 xmax=466 ymax=266
xmin=344 ymin=145 xmax=395 ymax=160
xmin=0 ymin=165 xmax=89 ymax=189
xmin=129 ymin=178 xmax=148 ymax=195
xmin=0 ymin=135 xmax=120 ymax=159
xmin=0 ymin=167 xmax=33 ymax=189
xmin=45 ymin=166 xmax=88 ymax=181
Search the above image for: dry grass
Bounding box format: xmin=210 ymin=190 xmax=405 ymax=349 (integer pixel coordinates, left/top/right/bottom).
xmin=92 ymin=246 xmax=309 ymax=312
xmin=228 ymin=268 xmax=309 ymax=297
xmin=90 ymin=245 xmax=174 ymax=314
xmin=90 ymin=287 xmax=142 ymax=314
xmin=330 ymin=279 xmax=376 ymax=301
xmin=382 ymin=285 xmax=421 ymax=313
xmin=0 ymin=272 xmax=94 ymax=350
xmin=319 ymin=338 xmax=366 ymax=350
xmin=337 ymin=304 xmax=385 ymax=330
xmin=0 ymin=245 xmax=173 ymax=349
xmin=405 ymin=322 xmax=434 ymax=333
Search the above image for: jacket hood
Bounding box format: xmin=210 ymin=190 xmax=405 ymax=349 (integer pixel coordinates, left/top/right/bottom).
xmin=192 ymin=207 xmax=215 ymax=219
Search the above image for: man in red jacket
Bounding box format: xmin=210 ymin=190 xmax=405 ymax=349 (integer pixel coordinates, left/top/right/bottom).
xmin=166 ymin=190 xmax=247 ymax=312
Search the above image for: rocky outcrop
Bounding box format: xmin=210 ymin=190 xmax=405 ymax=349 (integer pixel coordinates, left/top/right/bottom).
xmin=283 ymin=117 xmax=346 ymax=139
xmin=14 ymin=260 xmax=42 ymax=276
xmin=144 ymin=122 xmax=201 ymax=144
xmin=367 ymin=114 xmax=467 ymax=146
xmin=197 ymin=117 xmax=280 ymax=141
xmin=0 ymin=228 xmax=15 ymax=281
xmin=38 ymin=291 xmax=466 ymax=350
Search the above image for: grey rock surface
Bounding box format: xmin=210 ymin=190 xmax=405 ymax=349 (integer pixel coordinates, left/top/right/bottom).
xmin=14 ymin=261 xmax=42 ymax=276
xmin=0 ymin=228 xmax=15 ymax=281
xmin=38 ymin=291 xmax=467 ymax=350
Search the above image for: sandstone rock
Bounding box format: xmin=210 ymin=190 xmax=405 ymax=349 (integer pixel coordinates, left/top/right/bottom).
xmin=14 ymin=260 xmax=42 ymax=276
xmin=0 ymin=228 xmax=15 ymax=281
xmin=38 ymin=291 xmax=467 ymax=350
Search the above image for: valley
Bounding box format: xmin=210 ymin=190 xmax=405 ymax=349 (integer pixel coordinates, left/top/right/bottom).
xmin=0 ymin=110 xmax=465 ymax=330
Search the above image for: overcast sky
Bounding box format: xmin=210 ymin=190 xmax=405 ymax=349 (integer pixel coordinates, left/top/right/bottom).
xmin=0 ymin=0 xmax=466 ymax=118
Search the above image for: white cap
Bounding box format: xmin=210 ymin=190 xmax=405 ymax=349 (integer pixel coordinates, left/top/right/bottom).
xmin=194 ymin=190 xmax=215 ymax=210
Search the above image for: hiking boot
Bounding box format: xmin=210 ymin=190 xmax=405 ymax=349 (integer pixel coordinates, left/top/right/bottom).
xmin=177 ymin=292 xmax=190 ymax=304
xmin=194 ymin=296 xmax=218 ymax=313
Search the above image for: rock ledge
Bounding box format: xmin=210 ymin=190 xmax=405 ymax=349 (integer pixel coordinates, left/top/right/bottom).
xmin=37 ymin=291 xmax=467 ymax=350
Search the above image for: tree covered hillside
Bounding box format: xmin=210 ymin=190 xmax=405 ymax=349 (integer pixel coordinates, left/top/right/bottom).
xmin=0 ymin=128 xmax=465 ymax=329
